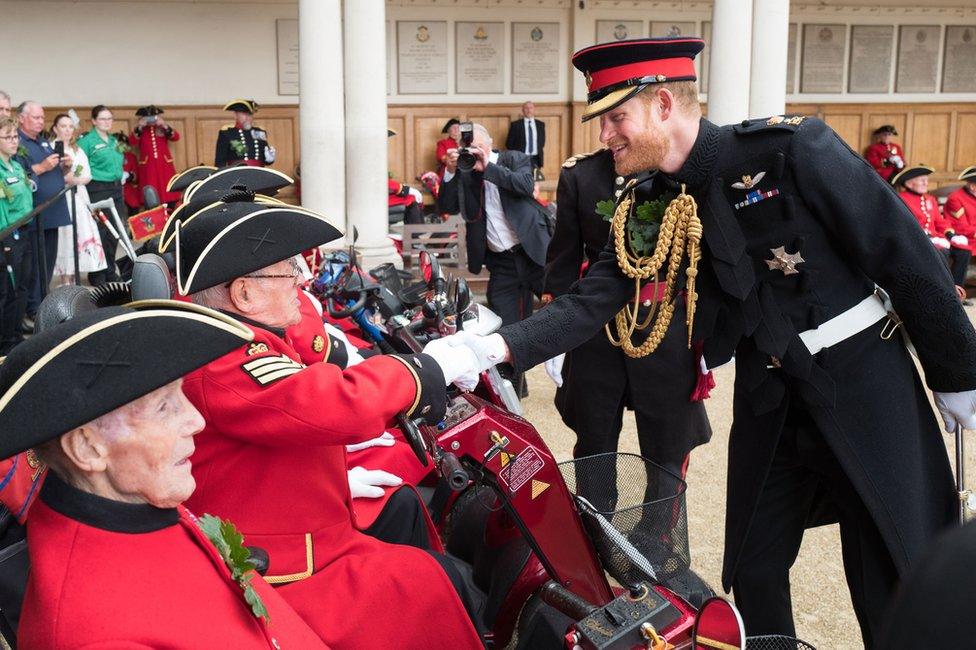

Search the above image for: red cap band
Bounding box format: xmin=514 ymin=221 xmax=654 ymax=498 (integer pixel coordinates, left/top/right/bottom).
xmin=588 ymin=58 xmax=697 ymax=92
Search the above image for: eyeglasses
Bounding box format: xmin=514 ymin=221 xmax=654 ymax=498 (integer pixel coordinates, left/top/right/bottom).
xmin=226 ymin=259 xmax=302 ymax=287
xmin=0 ymin=135 xmax=18 ymax=142
xmin=94 ymin=117 xmax=114 ymax=122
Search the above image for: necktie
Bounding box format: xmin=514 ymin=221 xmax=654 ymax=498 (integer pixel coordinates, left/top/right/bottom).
xmin=527 ymin=120 xmax=535 ymax=156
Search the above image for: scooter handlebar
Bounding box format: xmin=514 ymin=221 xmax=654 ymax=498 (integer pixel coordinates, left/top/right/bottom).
xmin=438 ymin=451 xmax=469 ymax=491
xmin=327 ymin=293 xmax=367 ymax=319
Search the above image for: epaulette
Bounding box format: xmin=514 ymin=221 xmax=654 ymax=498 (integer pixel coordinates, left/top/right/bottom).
xmin=734 ymin=115 xmax=807 ymax=135
xmin=562 ymin=147 xmax=605 ymax=169
xmin=220 ymin=123 xmax=236 ymax=130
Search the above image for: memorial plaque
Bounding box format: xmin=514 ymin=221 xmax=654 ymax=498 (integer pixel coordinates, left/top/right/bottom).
xmin=801 ymin=24 xmax=847 ymax=93
xmin=276 ymin=19 xmax=299 ymax=96
xmin=848 ymin=25 xmax=893 ymax=93
xmin=701 ymin=21 xmax=711 ymax=94
xmin=896 ymin=25 xmax=941 ymax=93
xmin=397 ymin=21 xmax=448 ymax=94
xmin=456 ymin=22 xmax=504 ymax=94
xmin=943 ymin=25 xmax=976 ymax=92
xmin=650 ymin=21 xmax=697 ymax=38
xmin=596 ymin=20 xmax=643 ymax=43
xmin=512 ymin=23 xmax=560 ymax=94
xmin=786 ymin=23 xmax=798 ymax=93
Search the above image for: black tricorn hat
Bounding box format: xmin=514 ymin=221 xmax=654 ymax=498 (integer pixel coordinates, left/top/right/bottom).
xmin=572 ymin=37 xmax=705 ymax=122
xmin=873 ymin=124 xmax=898 ymax=137
xmin=135 ymin=105 xmax=165 ymax=117
xmin=441 ymin=118 xmax=460 ymax=133
xmin=223 ymin=99 xmax=258 ymax=114
xmin=166 ymin=166 xmax=218 ymax=194
xmin=388 ymin=129 xmax=397 ymax=137
xmin=158 ymin=189 xmax=286 ymax=253
xmin=891 ymin=164 xmax=935 ymax=187
xmin=959 ymin=166 xmax=976 ymax=182
xmin=0 ymin=302 xmax=252 ymax=459
xmin=174 ymin=196 xmax=343 ymax=295
xmin=183 ymin=166 xmax=292 ymax=200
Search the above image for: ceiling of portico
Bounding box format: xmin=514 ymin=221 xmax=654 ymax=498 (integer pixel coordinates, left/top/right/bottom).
xmin=11 ymin=0 xmax=976 ymax=6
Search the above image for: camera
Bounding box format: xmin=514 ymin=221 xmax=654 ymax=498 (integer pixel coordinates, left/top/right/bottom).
xmin=456 ymin=121 xmax=478 ymax=173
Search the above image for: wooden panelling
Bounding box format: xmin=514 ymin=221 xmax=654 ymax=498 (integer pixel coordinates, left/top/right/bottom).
xmin=954 ymin=113 xmax=976 ymax=170
xmin=39 ymin=100 xmax=975 ymax=195
xmin=911 ymin=112 xmax=952 ymax=170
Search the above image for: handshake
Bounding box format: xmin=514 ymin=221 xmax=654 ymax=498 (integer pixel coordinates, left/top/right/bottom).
xmin=421 ymin=332 xmax=511 ymax=391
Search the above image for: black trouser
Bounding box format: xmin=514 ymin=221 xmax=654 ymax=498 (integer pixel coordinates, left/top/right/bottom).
xmin=25 ymin=227 xmax=59 ymax=316
xmin=87 ymin=181 xmax=126 ymax=285
xmin=1 ymin=233 xmax=34 ymax=354
xmin=362 ymin=486 xmax=433 ymax=549
xmin=485 ymin=246 xmax=544 ymax=395
xmin=948 ymin=246 xmax=971 ymax=287
xmin=731 ymin=406 xmax=898 ymax=649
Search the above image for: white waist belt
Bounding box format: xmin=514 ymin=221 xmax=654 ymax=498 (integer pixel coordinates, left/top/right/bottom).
xmin=798 ymin=292 xmax=891 ymax=356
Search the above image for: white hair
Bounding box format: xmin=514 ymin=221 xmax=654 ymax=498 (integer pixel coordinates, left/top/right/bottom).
xmin=472 ymin=123 xmax=492 ymax=145
xmin=190 ymin=284 xmax=234 ymax=311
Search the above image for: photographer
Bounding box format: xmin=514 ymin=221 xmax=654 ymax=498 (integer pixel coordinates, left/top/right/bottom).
xmin=436 ymin=122 xmax=552 ymax=395
xmin=132 ymin=105 xmax=181 ymax=204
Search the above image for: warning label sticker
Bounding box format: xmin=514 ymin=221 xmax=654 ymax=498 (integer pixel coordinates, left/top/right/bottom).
xmin=499 ymin=446 xmax=545 ymax=494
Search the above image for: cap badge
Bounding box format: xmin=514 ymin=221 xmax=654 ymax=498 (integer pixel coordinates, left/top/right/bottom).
xmin=655 ymin=74 xmax=667 ymax=82
xmin=731 ymin=171 xmax=766 ymax=190
xmin=765 ymin=246 xmax=804 ymax=276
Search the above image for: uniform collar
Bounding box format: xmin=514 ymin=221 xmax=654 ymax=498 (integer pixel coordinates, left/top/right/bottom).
xmin=220 ymin=310 xmax=286 ymax=339
xmin=670 ymin=118 xmax=720 ymax=191
xmin=40 ymin=471 xmax=179 ymax=533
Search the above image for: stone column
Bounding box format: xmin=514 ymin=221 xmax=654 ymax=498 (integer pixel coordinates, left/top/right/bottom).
xmin=299 ymin=0 xmax=346 ymax=243
xmin=706 ymin=0 xmax=753 ymax=125
xmin=749 ymin=0 xmax=790 ymax=119
xmin=343 ymin=0 xmax=401 ymax=268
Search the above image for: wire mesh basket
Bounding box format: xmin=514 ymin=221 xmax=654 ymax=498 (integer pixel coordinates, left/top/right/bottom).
xmin=746 ymin=635 xmax=817 ymax=650
xmin=558 ymin=452 xmax=691 ymax=589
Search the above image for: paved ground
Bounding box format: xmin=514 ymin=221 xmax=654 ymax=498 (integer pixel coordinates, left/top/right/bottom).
xmin=518 ymin=304 xmax=976 ymax=650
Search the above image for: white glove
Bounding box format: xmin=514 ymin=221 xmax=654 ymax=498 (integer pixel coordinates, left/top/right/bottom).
xmin=347 ymin=466 xmax=402 ymax=499
xmin=438 ymin=331 xmax=510 ymax=372
xmin=408 ymin=187 xmax=423 ymax=202
xmin=935 ymin=390 xmax=976 ymax=433
xmin=931 ymin=237 xmax=951 ymax=250
xmin=121 ymin=171 xmax=130 ymax=184
xmin=890 ymin=155 xmax=904 ymax=169
xmin=265 ymin=145 xmax=276 ymax=163
xmin=346 ymin=431 xmax=396 ymax=453
xmin=422 ymin=338 xmax=481 ymax=390
xmin=952 ymin=235 xmax=969 ymax=248
xmin=545 ymin=354 xmax=565 ymax=387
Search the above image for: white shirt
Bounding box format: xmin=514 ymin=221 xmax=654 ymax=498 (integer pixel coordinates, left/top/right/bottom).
xmin=443 ymin=151 xmax=520 ymax=253
xmin=522 ymin=118 xmax=537 ymax=156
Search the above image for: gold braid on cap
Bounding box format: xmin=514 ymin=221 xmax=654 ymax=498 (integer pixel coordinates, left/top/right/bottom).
xmin=604 ymin=182 xmax=702 ymax=357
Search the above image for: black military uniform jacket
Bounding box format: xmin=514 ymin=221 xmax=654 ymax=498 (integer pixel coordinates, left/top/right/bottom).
xmin=546 ymin=148 xmax=711 ymax=465
xmin=214 ymin=124 xmax=274 ymax=167
xmin=502 ymin=116 xmax=976 ymax=590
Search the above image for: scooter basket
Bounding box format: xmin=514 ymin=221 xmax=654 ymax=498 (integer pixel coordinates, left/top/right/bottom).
xmin=558 ymin=453 xmax=690 ymax=589
xmin=746 ymin=636 xmax=817 ymax=650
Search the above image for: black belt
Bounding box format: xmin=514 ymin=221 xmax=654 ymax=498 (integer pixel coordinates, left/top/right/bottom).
xmin=88 ymin=179 xmax=122 ymax=189
xmin=492 ymin=244 xmax=523 ymax=256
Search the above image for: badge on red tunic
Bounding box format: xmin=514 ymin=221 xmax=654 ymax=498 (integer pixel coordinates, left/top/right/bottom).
xmin=241 ymin=354 xmax=305 ymax=386
xmin=312 ymin=335 xmax=325 ymax=353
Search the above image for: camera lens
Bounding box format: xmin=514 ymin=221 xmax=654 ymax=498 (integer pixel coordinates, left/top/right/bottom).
xmin=457 ymin=149 xmax=477 ymax=173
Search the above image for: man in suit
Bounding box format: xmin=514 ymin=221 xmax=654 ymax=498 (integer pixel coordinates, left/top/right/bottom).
xmin=505 ymin=102 xmax=546 ymax=177
xmin=438 ymin=123 xmax=551 ymax=395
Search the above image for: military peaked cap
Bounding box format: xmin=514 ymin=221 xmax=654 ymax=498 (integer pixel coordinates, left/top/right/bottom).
xmin=891 ymin=165 xmax=935 ymax=187
xmin=174 ymin=195 xmax=343 ymax=295
xmin=0 ymin=302 xmax=252 ymax=458
xmin=572 ymin=37 xmax=705 ymax=121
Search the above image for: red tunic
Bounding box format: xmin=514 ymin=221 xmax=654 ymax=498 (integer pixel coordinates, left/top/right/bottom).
xmin=0 ymin=452 xmax=45 ymax=523
xmin=865 ymin=142 xmax=905 ymax=181
xmin=122 ymin=147 xmax=142 ymax=211
xmin=898 ymin=190 xmax=946 ymax=238
xmin=285 ymin=291 xmax=437 ymax=531
xmin=436 ymin=137 xmax=457 ymax=178
xmin=388 ymin=178 xmax=417 ymax=208
xmin=132 ymin=126 xmax=181 ymax=203
xmin=20 ymin=479 xmax=329 ymax=649
xmin=181 ymin=326 xmax=480 ymax=650
xmin=944 ymin=187 xmax=976 ymax=252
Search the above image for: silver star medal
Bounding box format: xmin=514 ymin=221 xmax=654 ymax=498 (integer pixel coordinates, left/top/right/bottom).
xmin=766 ymin=246 xmax=804 ymax=275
